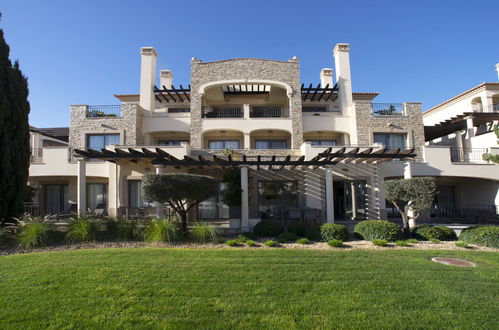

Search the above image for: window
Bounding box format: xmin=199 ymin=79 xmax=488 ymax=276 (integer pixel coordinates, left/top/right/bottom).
xmin=255 ymin=140 xmax=287 ymax=149
xmin=373 ymin=133 xmax=407 ymax=150
xmin=198 ymin=183 xmax=229 ymax=220
xmin=87 ymin=134 xmax=120 ymax=150
xmin=302 ymin=106 xmax=327 ymax=112
xmin=208 ymin=140 xmax=240 ymax=149
xmin=87 ymin=183 xmax=107 ymax=211
xmin=168 ymin=108 xmax=190 ymax=113
xmin=308 ymin=140 xmax=336 ymax=147
xmin=157 ymin=140 xmax=188 ymax=146
xmin=128 ymin=180 xmax=150 ymax=208
xmin=258 ymin=181 xmax=298 ymax=219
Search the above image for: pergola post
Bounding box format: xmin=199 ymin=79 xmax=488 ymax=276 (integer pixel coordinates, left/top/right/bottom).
xmin=240 ymin=165 xmax=249 ymax=230
xmin=154 ymin=165 xmax=166 ymax=217
xmin=77 ymin=159 xmax=87 ymax=216
xmin=404 ymin=161 xmax=416 ymax=228
xmin=325 ymin=166 xmax=334 ymax=223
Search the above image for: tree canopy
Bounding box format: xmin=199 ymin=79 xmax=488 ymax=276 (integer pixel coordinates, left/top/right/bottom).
xmin=0 ymin=18 xmax=31 ymax=222
xmin=142 ymin=173 xmax=218 ymax=233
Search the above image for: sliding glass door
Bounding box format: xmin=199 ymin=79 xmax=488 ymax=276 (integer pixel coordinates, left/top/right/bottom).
xmin=45 ymin=184 xmax=69 ymax=214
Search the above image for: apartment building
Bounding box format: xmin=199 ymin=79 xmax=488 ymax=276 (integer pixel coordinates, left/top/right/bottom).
xmin=27 ymin=44 xmax=499 ymax=228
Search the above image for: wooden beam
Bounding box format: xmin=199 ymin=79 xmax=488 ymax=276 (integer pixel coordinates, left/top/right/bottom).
xmin=268 ymin=155 xmax=276 ymax=170
xmin=155 ymin=86 xmax=169 ymax=103
xmin=317 ymin=83 xmax=329 ymax=101
xmin=279 ymin=155 xmax=291 ymax=170
xmin=310 ymin=83 xmax=321 ymax=101
xmin=179 ymin=84 xmax=190 ymax=101
xmin=290 ymin=156 xmax=305 ymax=170
xmin=170 ymin=85 xmax=183 ymax=102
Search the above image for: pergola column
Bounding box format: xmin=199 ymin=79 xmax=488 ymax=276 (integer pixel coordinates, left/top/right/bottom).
xmin=325 ymin=166 xmax=334 ymax=223
xmin=244 ymin=133 xmax=250 ymax=150
xmin=466 ymin=117 xmax=475 ymax=138
xmin=404 ymin=161 xmax=416 ymax=228
xmin=240 ymin=165 xmax=249 ymax=230
xmin=77 ymin=159 xmax=87 ymax=216
xmin=154 ymin=165 xmax=166 ymax=217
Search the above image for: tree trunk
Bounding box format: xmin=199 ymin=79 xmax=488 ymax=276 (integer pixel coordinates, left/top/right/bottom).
xmin=401 ymin=215 xmax=410 ymax=238
xmin=179 ymin=212 xmax=188 ymax=235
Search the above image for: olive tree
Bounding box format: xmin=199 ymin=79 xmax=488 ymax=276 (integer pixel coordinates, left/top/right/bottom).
xmin=142 ymin=173 xmax=218 ymax=234
xmin=383 ymin=177 xmax=437 ymax=233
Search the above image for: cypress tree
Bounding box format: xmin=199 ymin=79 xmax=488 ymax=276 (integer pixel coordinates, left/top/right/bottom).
xmin=0 ymin=16 xmax=31 ymax=222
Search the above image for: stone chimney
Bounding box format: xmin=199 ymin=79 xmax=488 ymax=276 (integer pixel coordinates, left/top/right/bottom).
xmin=160 ymin=70 xmax=173 ymax=89
xmin=320 ymin=68 xmax=333 ymax=88
xmin=139 ymin=47 xmax=157 ymax=111
xmin=333 ymin=43 xmax=353 ymax=111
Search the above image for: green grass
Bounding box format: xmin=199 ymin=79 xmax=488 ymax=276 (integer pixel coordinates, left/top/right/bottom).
xmin=0 ymin=249 xmax=498 ymax=329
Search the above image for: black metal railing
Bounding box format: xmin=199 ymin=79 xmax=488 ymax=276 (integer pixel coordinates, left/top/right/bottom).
xmin=203 ymin=107 xmax=243 ymax=118
xmin=86 ymin=105 xmax=122 ymax=118
xmin=450 ymin=148 xmax=489 ymax=162
xmin=250 ymin=106 xmax=285 ymax=118
xmin=371 ymin=103 xmax=405 ymax=116
xmin=302 ymin=106 xmax=328 ymax=112
xmin=430 ymin=204 xmax=499 ymax=224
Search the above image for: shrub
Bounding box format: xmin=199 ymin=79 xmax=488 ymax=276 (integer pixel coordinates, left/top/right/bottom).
xmin=320 ymin=223 xmax=349 ymax=242
xmin=372 ymin=239 xmax=388 ymax=247
xmin=235 ymin=235 xmax=248 ymax=243
xmin=241 ymin=232 xmax=257 ymax=241
xmin=406 ymin=238 xmax=418 ymax=244
xmin=253 ymin=221 xmax=283 ymax=237
xmin=215 ymin=237 xmax=226 ymax=244
xmin=105 ymin=219 xmax=119 ymax=239
xmin=66 ymin=218 xmax=98 ymax=243
xmin=225 ymin=239 xmax=237 ymax=246
xmin=354 ymin=220 xmax=401 ymax=241
xmin=278 ymin=232 xmax=297 ymax=243
xmin=144 ymin=219 xmax=178 ymax=243
xmin=246 ymin=240 xmax=256 ymax=247
xmin=412 ymin=225 xmax=456 ymax=241
xmin=18 ymin=221 xmax=52 ymax=248
xmin=287 ymin=223 xmax=308 ymax=237
xmin=296 ymin=238 xmax=309 ymax=245
xmin=304 ymin=225 xmax=322 ymax=241
xmin=190 ymin=223 xmax=219 ymax=243
xmin=459 ymin=226 xmax=499 ymax=248
xmin=395 ymin=240 xmax=409 ymax=247
xmin=265 ymin=240 xmax=277 ymax=247
xmin=455 ymin=241 xmax=468 ymax=248
xmin=429 ymin=238 xmax=440 ymax=243
xmin=118 ymin=220 xmax=144 ymax=241
xmin=327 ymin=239 xmax=343 ymax=247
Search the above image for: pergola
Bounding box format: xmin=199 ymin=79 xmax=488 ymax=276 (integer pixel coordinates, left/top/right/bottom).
xmin=424 ymin=112 xmax=499 ymax=141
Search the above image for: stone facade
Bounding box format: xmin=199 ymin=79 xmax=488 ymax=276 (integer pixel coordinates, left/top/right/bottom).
xmin=354 ymin=102 xmax=425 ymax=160
xmin=189 ymin=58 xmax=304 ymax=149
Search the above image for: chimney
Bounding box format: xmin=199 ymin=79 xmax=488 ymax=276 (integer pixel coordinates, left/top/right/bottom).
xmin=496 ymin=63 xmax=499 ymax=81
xmin=320 ymin=68 xmax=333 ymax=88
xmin=333 ymin=43 xmax=353 ymax=110
xmin=160 ymin=70 xmax=173 ymax=89
xmin=139 ymin=47 xmax=157 ymax=111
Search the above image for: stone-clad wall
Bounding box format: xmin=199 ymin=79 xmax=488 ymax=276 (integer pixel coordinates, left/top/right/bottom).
xmin=354 ymin=102 xmax=425 ymax=160
xmin=190 ymin=58 xmax=303 ymax=149
xmin=69 ymin=104 xmax=144 ymax=158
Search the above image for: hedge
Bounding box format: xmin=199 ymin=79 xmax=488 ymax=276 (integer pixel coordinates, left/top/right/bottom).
xmin=459 ymin=226 xmax=499 ymax=248
xmin=320 ymin=223 xmax=349 ymax=242
xmin=412 ymin=225 xmax=457 ymax=241
xmin=354 ymin=220 xmax=401 ymax=241
xmin=253 ymin=221 xmax=283 ymax=237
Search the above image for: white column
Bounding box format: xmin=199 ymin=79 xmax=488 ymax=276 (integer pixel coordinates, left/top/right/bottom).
xmin=351 ymin=182 xmax=357 ymax=219
xmin=240 ymin=166 xmax=249 ymax=229
xmin=243 ymin=104 xmax=250 ymax=119
xmin=466 ymin=117 xmax=475 ymax=138
xmin=154 ymin=165 xmax=166 ymax=217
xmin=403 ymin=161 xmax=413 ymax=179
xmin=244 ymin=133 xmax=250 ymax=150
xmin=77 ymin=159 xmax=87 ymax=216
xmin=325 ymin=166 xmax=334 ymax=223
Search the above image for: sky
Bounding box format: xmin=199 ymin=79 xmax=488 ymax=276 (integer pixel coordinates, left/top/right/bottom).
xmin=2 ymin=0 xmax=499 ymax=128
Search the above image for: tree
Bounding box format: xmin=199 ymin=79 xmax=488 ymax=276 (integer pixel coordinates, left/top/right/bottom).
xmin=0 ymin=15 xmax=31 ymax=222
xmin=221 ymin=168 xmax=241 ymax=206
xmin=383 ymin=177 xmax=437 ymax=234
xmin=142 ymin=173 xmax=219 ymax=234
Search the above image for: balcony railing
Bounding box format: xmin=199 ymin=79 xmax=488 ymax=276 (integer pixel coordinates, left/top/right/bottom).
xmin=30 ymin=148 xmax=43 ymax=162
xmin=488 ymin=103 xmax=499 ymax=112
xmin=203 ymin=107 xmax=243 ymax=118
xmin=86 ymin=105 xmax=121 ymax=118
xmin=450 ymin=148 xmax=489 ymax=163
xmin=250 ymin=106 xmax=286 ymax=118
xmin=371 ymin=103 xmax=405 ymax=116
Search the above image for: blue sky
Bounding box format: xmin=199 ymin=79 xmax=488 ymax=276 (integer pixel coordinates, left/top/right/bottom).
xmin=2 ymin=0 xmax=499 ymax=128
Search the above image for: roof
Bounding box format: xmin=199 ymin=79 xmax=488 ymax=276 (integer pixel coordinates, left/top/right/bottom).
xmin=30 ymin=126 xmax=69 ymax=142
xmin=424 ymin=82 xmax=499 ymax=117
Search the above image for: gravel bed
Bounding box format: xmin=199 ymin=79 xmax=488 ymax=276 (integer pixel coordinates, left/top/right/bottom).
xmin=1 ymin=239 xmax=498 ymax=256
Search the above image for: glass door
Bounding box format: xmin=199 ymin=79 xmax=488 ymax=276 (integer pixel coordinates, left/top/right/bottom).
xmin=45 ymin=184 xmax=69 ymax=214
xmin=340 ymin=181 xmax=366 ymax=220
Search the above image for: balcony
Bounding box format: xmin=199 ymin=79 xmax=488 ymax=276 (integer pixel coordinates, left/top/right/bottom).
xmin=30 ymin=148 xmax=43 ymax=163
xmin=85 ymin=105 xmax=121 ymax=118
xmin=488 ymin=103 xmax=499 ymax=112
xmin=371 ymin=103 xmax=405 ymax=116
xmin=450 ymin=148 xmax=490 ymax=163
xmin=202 ymin=106 xmax=243 ymax=118
xmin=250 ymin=106 xmax=287 ymax=118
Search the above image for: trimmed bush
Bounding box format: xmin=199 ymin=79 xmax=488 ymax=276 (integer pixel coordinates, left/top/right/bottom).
xmin=235 ymin=235 xmax=248 ymax=243
xmin=265 ymin=240 xmax=277 ymax=247
xmin=66 ymin=218 xmax=98 ymax=243
xmin=287 ymin=224 xmax=308 ymax=237
xmin=304 ymin=225 xmax=321 ymax=241
xmin=412 ymin=225 xmax=456 ymax=241
xmin=395 ymin=240 xmax=409 ymax=247
xmin=190 ymin=223 xmax=219 ymax=243
xmin=225 ymin=240 xmax=237 ymax=246
xmin=327 ymin=239 xmax=343 ymax=247
xmin=253 ymin=221 xmax=283 ymax=237
xmin=215 ymin=237 xmax=226 ymax=244
xmin=354 ymin=220 xmax=401 ymax=241
xmin=429 ymin=238 xmax=440 ymax=243
xmin=455 ymin=241 xmax=468 ymax=248
xmin=278 ymin=232 xmax=297 ymax=243
xmin=372 ymin=239 xmax=388 ymax=247
xmin=246 ymin=240 xmax=256 ymax=247
xmin=296 ymin=238 xmax=309 ymax=245
xmin=320 ymin=223 xmax=349 ymax=242
xmin=18 ymin=221 xmax=52 ymax=248
xmin=118 ymin=220 xmax=144 ymax=241
xmin=144 ymin=219 xmax=178 ymax=243
xmin=406 ymin=238 xmax=418 ymax=244
xmin=459 ymin=226 xmax=499 ymax=248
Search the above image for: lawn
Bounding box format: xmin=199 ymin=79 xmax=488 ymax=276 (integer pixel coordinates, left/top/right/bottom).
xmin=0 ymin=249 xmax=498 ymax=329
